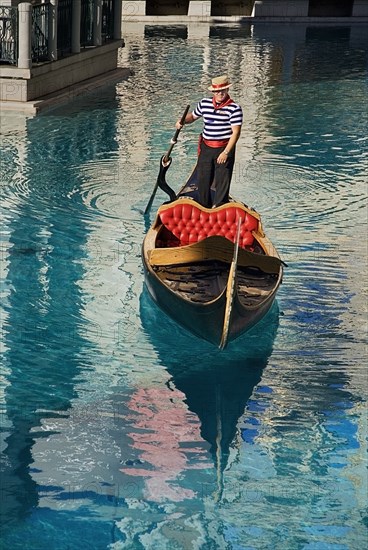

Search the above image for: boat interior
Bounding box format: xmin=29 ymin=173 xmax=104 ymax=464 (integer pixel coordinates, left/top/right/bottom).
xmin=149 ymin=199 xmax=281 ymax=306
xmin=152 ymin=262 xmax=277 ymax=306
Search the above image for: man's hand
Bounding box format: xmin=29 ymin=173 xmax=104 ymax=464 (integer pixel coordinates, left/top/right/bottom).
xmin=175 ymin=113 xmax=195 ymax=129
xmin=217 ymin=151 xmax=228 ymax=164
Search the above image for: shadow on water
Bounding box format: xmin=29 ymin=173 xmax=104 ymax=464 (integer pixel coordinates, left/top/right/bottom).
xmin=144 ymin=25 xmax=188 ymax=40
xmin=209 ymin=25 xmax=252 ymax=39
xmin=39 ymin=80 xmax=122 ymax=118
xmin=139 ymin=289 xmax=280 ymax=491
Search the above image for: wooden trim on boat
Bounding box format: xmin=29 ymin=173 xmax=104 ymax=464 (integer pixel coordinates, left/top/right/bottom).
xmin=158 ymin=198 xmax=262 ymax=219
xmin=148 ymin=236 xmax=282 ymax=274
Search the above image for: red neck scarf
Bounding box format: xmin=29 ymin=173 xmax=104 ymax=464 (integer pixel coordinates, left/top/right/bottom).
xmin=212 ymin=95 xmax=233 ymax=110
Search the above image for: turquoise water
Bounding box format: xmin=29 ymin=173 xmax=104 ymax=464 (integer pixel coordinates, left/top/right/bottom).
xmin=1 ymin=23 xmax=367 ymax=549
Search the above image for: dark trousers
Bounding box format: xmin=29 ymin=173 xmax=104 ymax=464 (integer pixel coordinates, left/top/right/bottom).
xmin=197 ymin=141 xmax=235 ymax=208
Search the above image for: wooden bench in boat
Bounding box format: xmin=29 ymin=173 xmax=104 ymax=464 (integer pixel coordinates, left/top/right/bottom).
xmin=149 ymin=235 xmax=282 ymax=274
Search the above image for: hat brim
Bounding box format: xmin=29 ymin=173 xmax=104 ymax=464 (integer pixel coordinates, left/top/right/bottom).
xmin=208 ymin=83 xmax=232 ymax=91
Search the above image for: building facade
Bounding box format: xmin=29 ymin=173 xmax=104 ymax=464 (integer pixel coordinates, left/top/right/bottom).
xmin=0 ymin=1 xmax=124 ymax=110
xmin=121 ymin=0 xmax=368 ymax=18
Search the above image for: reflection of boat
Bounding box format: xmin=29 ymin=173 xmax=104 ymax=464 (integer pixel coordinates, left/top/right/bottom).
xmin=139 ymin=290 xmax=279 ymax=497
xmin=142 ymin=160 xmax=284 ymax=349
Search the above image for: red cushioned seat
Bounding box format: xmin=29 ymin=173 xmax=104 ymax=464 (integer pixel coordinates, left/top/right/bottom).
xmin=159 ymin=203 xmax=258 ymax=248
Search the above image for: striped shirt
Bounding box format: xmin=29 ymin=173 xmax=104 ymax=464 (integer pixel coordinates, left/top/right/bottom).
xmin=193 ymin=97 xmax=243 ymax=141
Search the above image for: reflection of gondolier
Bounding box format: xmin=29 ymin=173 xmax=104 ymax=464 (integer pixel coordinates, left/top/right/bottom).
xmin=176 ymin=75 xmax=243 ymax=208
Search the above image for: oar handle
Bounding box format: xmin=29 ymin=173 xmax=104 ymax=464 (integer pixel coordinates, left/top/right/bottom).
xmin=144 ymin=105 xmax=190 ymax=216
xmin=163 ymin=104 xmax=190 ymax=162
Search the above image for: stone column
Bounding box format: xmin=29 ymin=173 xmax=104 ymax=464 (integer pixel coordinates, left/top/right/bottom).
xmin=17 ymin=3 xmax=32 ymax=69
xmin=122 ymin=1 xmax=146 ymax=20
xmin=188 ymin=1 xmax=211 ymax=17
xmin=72 ymin=0 xmax=81 ymax=53
xmin=352 ymin=1 xmax=368 ymax=16
xmin=114 ymin=0 xmax=123 ymax=39
xmin=48 ymin=0 xmax=58 ymax=61
xmin=93 ymin=0 xmax=102 ymax=46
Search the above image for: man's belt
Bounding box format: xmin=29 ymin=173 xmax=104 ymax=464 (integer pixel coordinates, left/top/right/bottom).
xmin=203 ymin=138 xmax=229 ymax=148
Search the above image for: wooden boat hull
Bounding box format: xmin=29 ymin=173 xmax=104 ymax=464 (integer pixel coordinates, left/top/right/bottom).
xmin=143 ymin=264 xmax=228 ymax=344
xmin=143 ymin=261 xmax=279 ymax=345
xmin=142 ymin=198 xmax=283 ymax=348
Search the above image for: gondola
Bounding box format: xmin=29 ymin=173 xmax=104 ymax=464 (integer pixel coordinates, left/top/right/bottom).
xmin=142 ymin=108 xmax=284 ymax=349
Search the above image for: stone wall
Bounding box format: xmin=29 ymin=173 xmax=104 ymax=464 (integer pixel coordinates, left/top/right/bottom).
xmin=0 ymin=41 xmax=122 ymax=102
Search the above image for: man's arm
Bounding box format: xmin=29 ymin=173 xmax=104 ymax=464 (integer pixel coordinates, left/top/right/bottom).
xmin=224 ymin=124 xmax=241 ymax=154
xmin=217 ymin=124 xmax=242 ymax=164
xmin=175 ymin=112 xmax=197 ymax=129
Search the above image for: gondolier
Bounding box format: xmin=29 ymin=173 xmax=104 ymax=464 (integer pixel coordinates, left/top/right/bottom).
xmin=175 ymin=75 xmax=243 ymax=208
xmin=142 ymin=103 xmax=285 ymax=349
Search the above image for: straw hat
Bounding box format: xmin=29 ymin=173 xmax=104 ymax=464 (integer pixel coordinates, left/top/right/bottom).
xmin=208 ymin=75 xmax=232 ymax=91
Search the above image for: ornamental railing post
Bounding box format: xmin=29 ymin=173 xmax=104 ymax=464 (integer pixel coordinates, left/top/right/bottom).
xmin=17 ymin=2 xmax=32 ymax=69
xmin=72 ymin=0 xmax=81 ymax=53
xmin=93 ymin=0 xmax=102 ymax=46
xmin=48 ymin=0 xmax=58 ymax=61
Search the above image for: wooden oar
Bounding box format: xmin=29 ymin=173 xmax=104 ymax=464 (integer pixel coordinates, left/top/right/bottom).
xmin=144 ymin=105 xmax=190 ymax=216
xmin=219 ymin=219 xmax=241 ymax=350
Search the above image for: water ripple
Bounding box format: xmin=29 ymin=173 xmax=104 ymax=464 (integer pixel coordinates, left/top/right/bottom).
xmin=1 ymin=23 xmax=367 ymax=550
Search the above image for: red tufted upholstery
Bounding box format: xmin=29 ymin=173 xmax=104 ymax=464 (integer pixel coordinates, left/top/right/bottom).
xmin=158 ymin=202 xmax=258 ymax=248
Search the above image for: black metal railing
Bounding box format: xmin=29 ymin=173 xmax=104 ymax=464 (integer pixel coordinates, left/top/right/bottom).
xmin=57 ymin=0 xmax=72 ymax=58
xmin=102 ymin=0 xmax=114 ymax=42
xmin=0 ymin=6 xmax=17 ymax=65
xmin=81 ymin=1 xmax=115 ymax=47
xmin=81 ymin=0 xmax=94 ymax=47
xmin=0 ymin=0 xmax=116 ymax=68
xmin=32 ymin=2 xmax=50 ymax=63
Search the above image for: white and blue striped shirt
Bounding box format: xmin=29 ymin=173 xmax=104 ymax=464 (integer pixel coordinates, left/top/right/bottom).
xmin=193 ymin=97 xmax=243 ymax=141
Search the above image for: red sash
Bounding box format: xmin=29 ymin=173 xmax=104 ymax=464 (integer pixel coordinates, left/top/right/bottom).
xmin=203 ymin=138 xmax=229 ymax=148
xmin=197 ymin=134 xmax=229 ymax=155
